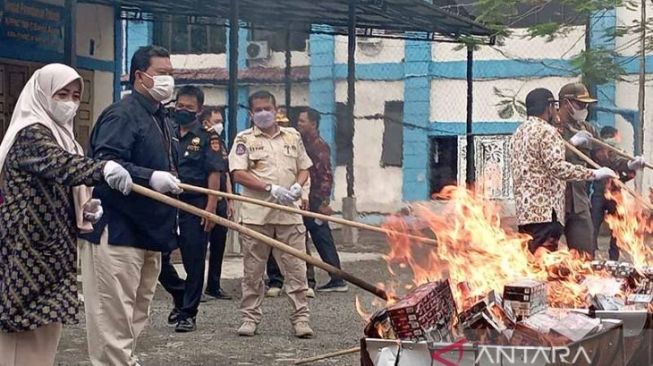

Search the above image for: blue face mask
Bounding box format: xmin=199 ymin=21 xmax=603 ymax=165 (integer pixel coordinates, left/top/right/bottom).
xmin=175 ymin=109 xmax=196 ymax=126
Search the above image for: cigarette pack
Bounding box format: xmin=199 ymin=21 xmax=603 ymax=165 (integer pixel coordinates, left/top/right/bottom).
xmin=386 ymin=280 xmax=456 ymax=340
xmin=626 ymin=294 xmax=653 ymax=306
xmin=592 ymin=294 xmax=625 ymax=311
xmin=503 ymin=279 xmax=547 ymax=318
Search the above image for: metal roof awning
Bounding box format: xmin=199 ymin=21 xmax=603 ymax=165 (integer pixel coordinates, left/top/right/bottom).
xmin=81 ymin=0 xmax=494 ymax=43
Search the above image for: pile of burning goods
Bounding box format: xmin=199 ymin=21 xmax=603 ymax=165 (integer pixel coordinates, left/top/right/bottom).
xmin=359 ymin=187 xmax=653 ymax=366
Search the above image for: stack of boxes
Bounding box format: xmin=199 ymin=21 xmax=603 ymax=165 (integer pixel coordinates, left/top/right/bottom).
xmin=386 ymin=280 xmax=457 ymax=340
xmin=503 ymin=279 xmax=547 ymax=319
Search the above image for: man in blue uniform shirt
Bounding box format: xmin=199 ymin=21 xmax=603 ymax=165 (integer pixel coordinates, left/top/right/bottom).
xmin=159 ymin=86 xmax=225 ymax=332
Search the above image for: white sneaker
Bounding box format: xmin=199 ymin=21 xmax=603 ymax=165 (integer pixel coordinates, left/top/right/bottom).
xmin=307 ymin=288 xmax=316 ymax=298
xmin=265 ymin=287 xmax=282 ymax=297
xmin=238 ymin=321 xmax=258 ymax=336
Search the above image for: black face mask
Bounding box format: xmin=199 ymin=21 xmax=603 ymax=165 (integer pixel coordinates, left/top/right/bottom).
xmin=175 ymin=109 xmax=196 ymax=126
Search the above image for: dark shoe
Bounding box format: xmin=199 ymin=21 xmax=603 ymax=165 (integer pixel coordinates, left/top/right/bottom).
xmin=167 ymin=308 xmax=181 ymax=326
xmin=316 ymin=280 xmax=349 ymax=293
xmin=175 ymin=317 xmax=196 ymax=333
xmin=203 ymin=289 xmax=232 ymax=301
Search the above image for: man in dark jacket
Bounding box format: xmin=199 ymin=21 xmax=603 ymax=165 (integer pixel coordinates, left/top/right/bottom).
xmin=80 ymin=45 xmax=182 ymax=366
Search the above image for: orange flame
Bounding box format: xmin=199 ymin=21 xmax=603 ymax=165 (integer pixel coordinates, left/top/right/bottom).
xmin=603 ymin=182 xmax=653 ymax=267
xmin=378 ymin=186 xmax=632 ymax=312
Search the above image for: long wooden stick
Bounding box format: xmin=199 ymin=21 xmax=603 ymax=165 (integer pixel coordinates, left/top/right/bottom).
xmin=568 ymin=126 xmax=653 ymax=170
xmin=178 ymin=183 xmax=438 ymax=246
xmin=293 ymin=347 xmax=361 ymax=365
xmin=563 ymin=141 xmax=653 ymax=211
xmin=132 ymin=184 xmax=390 ymax=300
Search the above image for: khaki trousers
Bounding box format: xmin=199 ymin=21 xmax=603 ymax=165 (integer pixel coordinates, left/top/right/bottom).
xmin=80 ymin=228 xmax=161 ymax=366
xmin=0 ymin=323 xmax=62 ymax=366
xmin=241 ymin=224 xmax=310 ymax=324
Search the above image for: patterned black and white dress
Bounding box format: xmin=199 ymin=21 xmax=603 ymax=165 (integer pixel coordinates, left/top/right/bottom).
xmin=0 ymin=124 xmax=105 ymax=333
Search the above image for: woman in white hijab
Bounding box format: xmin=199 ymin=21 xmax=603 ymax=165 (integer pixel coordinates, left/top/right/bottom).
xmin=0 ymin=63 xmax=132 ymax=366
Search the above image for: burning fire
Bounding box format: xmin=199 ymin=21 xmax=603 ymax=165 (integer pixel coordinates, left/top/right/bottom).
xmin=371 ymin=185 xmax=650 ymax=314
xmin=604 ymin=181 xmax=653 ymax=267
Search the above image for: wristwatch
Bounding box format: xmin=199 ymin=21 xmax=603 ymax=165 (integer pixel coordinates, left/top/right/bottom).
xmin=265 ymin=184 xmax=272 ymax=192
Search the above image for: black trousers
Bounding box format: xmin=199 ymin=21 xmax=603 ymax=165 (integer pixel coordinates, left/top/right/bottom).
xmin=590 ymin=192 xmax=619 ymax=260
xmin=267 ymin=217 xmax=343 ymax=288
xmin=564 ymin=209 xmax=595 ymax=258
xmin=159 ymin=196 xmax=208 ymax=320
xmin=518 ymin=211 xmax=564 ymax=254
xmin=206 ymin=202 xmax=228 ymax=293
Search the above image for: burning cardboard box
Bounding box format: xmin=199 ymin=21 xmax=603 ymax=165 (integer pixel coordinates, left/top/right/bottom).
xmin=385 ymin=280 xmax=456 ymax=340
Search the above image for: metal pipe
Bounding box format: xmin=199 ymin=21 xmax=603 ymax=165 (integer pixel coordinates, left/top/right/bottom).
xmin=284 ymin=28 xmax=292 ymax=117
xmin=227 ymin=0 xmax=240 ymax=147
xmin=465 ymin=44 xmax=474 ymax=186
xmin=346 ymin=0 xmax=357 ymax=198
xmin=64 ymin=0 xmax=78 ymax=67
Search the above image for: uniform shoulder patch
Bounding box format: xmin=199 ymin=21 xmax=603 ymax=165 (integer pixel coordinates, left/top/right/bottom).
xmin=235 ymin=143 xmax=247 ymax=155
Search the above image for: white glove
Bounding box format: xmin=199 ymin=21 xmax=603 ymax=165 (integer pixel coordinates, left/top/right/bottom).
xmin=149 ymin=171 xmax=183 ymax=194
xmin=289 ymin=182 xmax=303 ymax=200
xmin=270 ymin=184 xmax=296 ymax=205
xmin=628 ymin=156 xmax=646 ymax=170
xmin=570 ymin=130 xmax=592 ymax=147
xmin=592 ymin=167 xmax=618 ymax=180
xmin=83 ymin=199 xmax=103 ymax=223
xmin=103 ymin=161 xmax=133 ymax=195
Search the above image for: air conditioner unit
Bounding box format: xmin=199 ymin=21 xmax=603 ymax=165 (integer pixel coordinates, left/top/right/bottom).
xmin=246 ymin=41 xmax=270 ymax=60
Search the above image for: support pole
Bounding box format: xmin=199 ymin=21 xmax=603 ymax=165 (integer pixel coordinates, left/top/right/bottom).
xmin=227 ymin=0 xmax=240 ymax=146
xmin=343 ymin=0 xmax=358 ymax=246
xmin=284 ymin=28 xmax=292 ymax=118
xmin=635 ymin=0 xmax=646 ymax=192
xmin=465 ymin=44 xmax=474 ymax=187
xmin=64 ymin=0 xmax=77 ymax=67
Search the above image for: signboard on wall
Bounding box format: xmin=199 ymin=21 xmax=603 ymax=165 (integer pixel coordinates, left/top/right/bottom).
xmin=0 ymin=0 xmax=65 ymax=53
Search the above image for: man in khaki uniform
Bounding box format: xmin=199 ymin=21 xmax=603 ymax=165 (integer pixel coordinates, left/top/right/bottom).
xmin=557 ymin=83 xmax=645 ymax=257
xmin=229 ymin=90 xmax=314 ymax=338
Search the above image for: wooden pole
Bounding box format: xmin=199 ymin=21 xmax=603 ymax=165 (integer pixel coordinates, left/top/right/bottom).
xmin=293 ymin=347 xmax=361 ymax=365
xmin=563 ymin=141 xmax=653 ymax=211
xmin=177 ymin=183 xmax=438 ymax=246
xmin=568 ymin=126 xmax=653 ymax=170
xmin=131 ymin=185 xmax=390 ymax=300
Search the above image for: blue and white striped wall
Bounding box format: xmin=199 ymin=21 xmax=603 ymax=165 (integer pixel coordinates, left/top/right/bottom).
xmin=123 ymin=3 xmax=653 ymax=212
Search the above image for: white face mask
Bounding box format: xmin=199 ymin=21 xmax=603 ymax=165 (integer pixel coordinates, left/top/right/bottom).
xmin=51 ymin=100 xmax=79 ymax=125
xmin=212 ymin=122 xmax=224 ymax=135
xmin=568 ymin=100 xmax=589 ymax=122
xmin=143 ymin=73 xmax=175 ymax=103
xmin=252 ymin=110 xmax=276 ymax=129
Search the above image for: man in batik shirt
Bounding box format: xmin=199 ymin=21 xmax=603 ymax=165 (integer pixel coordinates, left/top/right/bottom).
xmin=510 ymin=88 xmax=616 ymax=254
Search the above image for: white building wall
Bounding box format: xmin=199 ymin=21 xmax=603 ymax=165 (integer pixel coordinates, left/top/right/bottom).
xmin=171 ymin=54 xmax=227 ymax=69
xmin=334 ymin=36 xmax=405 ymax=64
xmin=432 ymin=27 xmax=586 ymax=62
xmin=430 ymin=76 xmax=581 ymax=123
xmin=615 ymin=3 xmax=653 ymax=56
xmin=248 ymin=84 xmax=310 ymax=107
xmin=615 ymin=76 xmax=653 ymax=190
xmin=76 ymin=4 xmax=115 ymax=122
xmin=333 ymin=80 xmax=404 ymax=213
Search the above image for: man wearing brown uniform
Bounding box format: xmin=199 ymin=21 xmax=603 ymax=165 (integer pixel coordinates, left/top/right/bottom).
xmin=557 ymin=83 xmax=646 ymax=257
xmin=229 ymin=90 xmax=314 ymax=338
